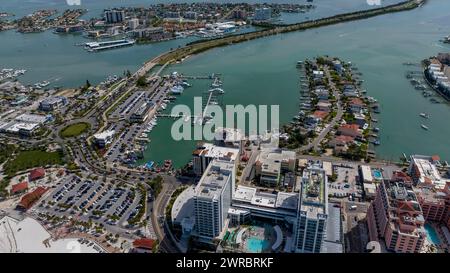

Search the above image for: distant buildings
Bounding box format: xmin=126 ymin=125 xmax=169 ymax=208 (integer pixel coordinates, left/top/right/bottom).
xmin=184 ymin=11 xmax=198 ymax=20
xmin=233 ymin=9 xmax=247 ymax=20
xmin=366 ymin=180 xmax=426 ymax=253
xmin=165 ymin=11 xmax=181 ymax=19
xmin=105 ymin=9 xmax=125 ymax=24
xmin=254 ymin=7 xmax=272 ymax=21
xmin=128 ymin=18 xmax=140 ymax=30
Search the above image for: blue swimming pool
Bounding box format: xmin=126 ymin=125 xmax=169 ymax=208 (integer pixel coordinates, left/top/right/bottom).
xmin=424 ymin=224 xmax=441 ymax=245
xmin=246 ymin=237 xmax=271 ymax=253
xmin=372 ymin=170 xmax=383 ymax=180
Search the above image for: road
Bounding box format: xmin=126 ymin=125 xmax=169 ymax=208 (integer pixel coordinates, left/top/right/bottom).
xmin=151 ymin=175 xmax=181 ymax=253
xmin=298 ymin=66 xmax=344 ymax=152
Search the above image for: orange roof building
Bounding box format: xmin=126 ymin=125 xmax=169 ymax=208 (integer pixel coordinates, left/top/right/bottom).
xmin=29 ymin=168 xmax=45 ymax=181
xmin=132 ymin=238 xmax=156 ymax=251
xmin=312 ymin=110 xmax=328 ymax=120
xmin=10 ymin=181 xmax=28 ymax=195
xmin=17 ymin=187 xmax=48 ymax=211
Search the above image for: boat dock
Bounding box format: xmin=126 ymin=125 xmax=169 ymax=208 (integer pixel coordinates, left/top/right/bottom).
xmin=84 ymin=39 xmax=136 ymax=52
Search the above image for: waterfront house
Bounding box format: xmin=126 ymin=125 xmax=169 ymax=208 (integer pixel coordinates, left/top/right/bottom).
xmin=352 ymin=113 xmax=367 ymax=128
xmin=329 ymin=135 xmax=354 ymax=149
xmin=317 ymin=101 xmax=332 ymax=112
xmin=314 ymin=87 xmax=329 ymax=100
xmin=337 ymin=124 xmax=362 ymax=138
xmin=333 ymin=60 xmax=344 ymax=75
xmin=312 ymin=110 xmax=328 ymax=120
xmin=305 ymin=115 xmax=320 ymax=129
xmin=349 ymin=98 xmax=365 ymax=113
xmin=329 ymin=135 xmax=355 ymax=156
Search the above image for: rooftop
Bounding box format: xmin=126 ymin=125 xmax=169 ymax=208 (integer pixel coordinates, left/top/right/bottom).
xmin=411 ymin=155 xmax=448 ymax=189
xmin=414 ymin=186 xmax=447 ymax=205
xmin=300 ymin=167 xmax=328 ymax=218
xmin=256 ymin=149 xmax=296 ymax=174
xmin=233 ymin=185 xmax=298 ymax=211
xmin=193 ymin=142 xmax=239 ymax=162
xmin=195 ymin=160 xmax=234 ymax=200
xmin=171 ymin=185 xmax=195 ymax=223
xmin=14 ymin=113 xmax=48 ymax=124
xmin=93 ymin=129 xmax=115 ymax=140
xmin=302 ymin=167 xmax=327 ymax=205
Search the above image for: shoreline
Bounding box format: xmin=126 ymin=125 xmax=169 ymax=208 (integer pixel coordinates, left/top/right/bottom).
xmin=145 ymin=0 xmax=425 ymax=66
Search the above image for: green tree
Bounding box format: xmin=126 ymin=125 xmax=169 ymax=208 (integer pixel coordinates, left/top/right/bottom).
xmin=136 ymin=76 xmax=147 ymax=87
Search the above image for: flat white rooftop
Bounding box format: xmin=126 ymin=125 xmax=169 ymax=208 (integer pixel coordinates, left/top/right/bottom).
xmin=15 ymin=113 xmax=48 ymax=124
xmin=411 ymin=155 xmax=447 ymax=189
xmin=171 ymin=185 xmax=195 ymax=223
xmin=195 ymin=142 xmax=239 ymax=161
xmin=93 ymin=129 xmax=115 ymax=140
xmin=195 ymin=160 xmax=234 ymax=200
xmin=234 ymin=185 xmax=298 ymax=211
xmin=0 ymin=216 xmax=101 ymax=253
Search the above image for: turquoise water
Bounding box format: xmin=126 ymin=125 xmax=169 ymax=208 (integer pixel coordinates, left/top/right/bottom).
xmin=373 ymin=170 xmax=383 ymax=180
xmin=246 ymin=237 xmax=271 ymax=253
xmin=3 ymin=1 xmax=450 ymax=168
xmin=424 ymin=224 xmax=441 ymax=245
xmin=143 ymin=0 xmax=450 ymax=168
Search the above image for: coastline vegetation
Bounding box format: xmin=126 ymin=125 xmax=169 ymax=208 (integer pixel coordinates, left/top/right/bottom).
xmin=154 ymin=0 xmax=423 ymax=65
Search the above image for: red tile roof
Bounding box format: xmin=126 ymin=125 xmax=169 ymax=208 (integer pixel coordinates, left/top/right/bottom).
xmin=10 ymin=181 xmax=28 ymax=195
xmin=339 ymin=124 xmax=360 ymax=131
xmin=334 ymin=135 xmax=354 ymax=143
xmin=391 ymin=171 xmax=413 ymax=184
xmin=313 ymin=110 xmax=328 ymax=119
xmin=133 ymin=238 xmax=155 ymax=250
xmin=18 ymin=187 xmax=48 ymax=210
xmin=29 ymin=168 xmax=45 ymax=181
xmin=350 ymin=98 xmax=364 ymax=106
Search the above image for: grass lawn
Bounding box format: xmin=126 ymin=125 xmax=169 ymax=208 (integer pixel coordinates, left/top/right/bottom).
xmin=3 ymin=149 xmax=64 ymax=177
xmin=60 ymin=122 xmax=90 ymax=138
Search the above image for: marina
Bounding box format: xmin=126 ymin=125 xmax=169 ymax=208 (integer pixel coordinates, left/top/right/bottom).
xmin=83 ymin=39 xmax=136 ymax=52
xmin=1 ymin=0 xmax=450 ymax=167
xmin=0 ymin=68 xmax=26 ymax=81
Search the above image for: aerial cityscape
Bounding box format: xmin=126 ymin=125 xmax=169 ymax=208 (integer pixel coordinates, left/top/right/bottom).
xmin=1 ymin=0 xmax=450 ymax=258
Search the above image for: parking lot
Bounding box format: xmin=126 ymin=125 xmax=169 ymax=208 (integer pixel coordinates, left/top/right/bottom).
xmin=37 ymin=174 xmax=148 ymax=234
xmin=328 ymin=164 xmax=363 ymax=201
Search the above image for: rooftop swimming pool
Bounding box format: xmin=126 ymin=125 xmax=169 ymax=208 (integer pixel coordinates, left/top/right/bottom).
xmin=424 ymin=224 xmax=441 ymax=245
xmin=246 ymin=237 xmax=271 ymax=253
xmin=372 ymin=169 xmax=383 ymax=180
